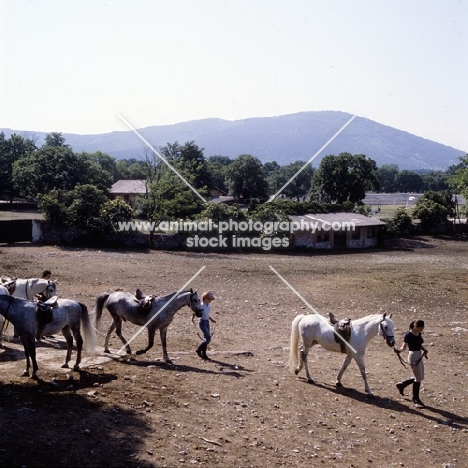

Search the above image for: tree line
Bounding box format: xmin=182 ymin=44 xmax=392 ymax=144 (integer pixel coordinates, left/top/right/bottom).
xmin=1 ymin=131 xmax=467 ymax=233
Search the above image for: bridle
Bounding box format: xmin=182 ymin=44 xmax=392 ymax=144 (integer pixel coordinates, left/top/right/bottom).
xmin=379 ymin=319 xmax=395 ymax=348
xmin=189 ymin=291 xmax=203 ymax=316
xmin=379 ymin=319 xmax=409 ymax=368
xmin=379 ymin=320 xmax=409 ymax=369
xmin=25 ymin=279 xmax=54 ymax=301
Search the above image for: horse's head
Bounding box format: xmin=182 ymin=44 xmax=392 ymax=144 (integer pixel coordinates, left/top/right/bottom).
xmin=43 ymin=280 xmax=57 ymax=299
xmin=189 ymin=288 xmax=204 ymax=317
xmin=379 ymin=313 xmax=395 ymax=347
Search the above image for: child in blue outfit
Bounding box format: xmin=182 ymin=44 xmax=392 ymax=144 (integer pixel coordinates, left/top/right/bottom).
xmin=194 ymin=291 xmax=216 ymax=360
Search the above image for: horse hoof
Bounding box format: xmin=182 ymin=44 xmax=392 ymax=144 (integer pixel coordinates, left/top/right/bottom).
xmin=136 ymin=350 xmax=145 ymax=355
xmin=73 ymin=365 xmax=80 ymax=371
xmin=104 ymin=349 xmax=111 ymax=354
xmin=22 ymin=371 xmax=30 ymax=377
xmin=307 ymin=379 xmax=315 ymax=384
xmin=294 ymin=369 xmax=300 ymax=375
xmin=335 ymin=382 xmax=343 ymax=388
xmin=61 ymin=364 xmax=69 ymax=369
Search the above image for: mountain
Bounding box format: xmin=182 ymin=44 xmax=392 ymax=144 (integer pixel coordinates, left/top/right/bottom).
xmin=1 ymin=111 xmax=465 ymax=170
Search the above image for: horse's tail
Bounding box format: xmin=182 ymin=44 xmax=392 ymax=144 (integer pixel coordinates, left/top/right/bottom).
xmin=94 ymin=293 xmax=109 ymax=330
xmin=287 ymin=314 xmax=305 ymax=372
xmin=79 ymin=302 xmax=97 ymax=353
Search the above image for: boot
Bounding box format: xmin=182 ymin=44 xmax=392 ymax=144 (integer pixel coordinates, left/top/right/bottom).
xmin=396 ymin=377 xmax=415 ymax=396
xmin=412 ymin=381 xmax=425 ymax=407
xmin=196 ymin=342 xmax=209 ymax=360
xmin=196 ymin=342 xmax=205 ymax=359
xmin=201 ymin=342 xmax=210 ymax=361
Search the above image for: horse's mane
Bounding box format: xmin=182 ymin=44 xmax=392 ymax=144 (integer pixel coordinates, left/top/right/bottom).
xmin=157 ymin=290 xmax=191 ymax=301
xmin=352 ymin=313 xmax=388 ymax=323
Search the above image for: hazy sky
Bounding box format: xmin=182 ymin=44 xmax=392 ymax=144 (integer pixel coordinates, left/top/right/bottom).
xmin=1 ymin=0 xmax=466 ymax=151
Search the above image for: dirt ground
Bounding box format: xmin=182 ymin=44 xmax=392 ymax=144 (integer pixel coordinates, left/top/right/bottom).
xmin=0 ymin=238 xmax=467 ymax=468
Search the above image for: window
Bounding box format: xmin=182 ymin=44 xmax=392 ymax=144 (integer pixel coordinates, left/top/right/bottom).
xmin=317 ymin=232 xmax=329 ymax=242
xmin=351 ymin=227 xmax=360 ymax=240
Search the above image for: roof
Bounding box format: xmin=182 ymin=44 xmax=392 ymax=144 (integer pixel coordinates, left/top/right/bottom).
xmin=289 ymin=212 xmax=386 ymax=229
xmin=109 ymin=180 xmax=147 ymax=194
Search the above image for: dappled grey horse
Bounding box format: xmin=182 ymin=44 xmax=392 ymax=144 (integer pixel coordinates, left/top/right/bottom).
xmin=37 ymin=297 xmax=96 ymax=371
xmin=94 ymin=289 xmax=204 ymax=363
xmin=0 ymin=295 xmax=95 ymax=378
xmin=0 ymin=295 xmax=41 ymax=377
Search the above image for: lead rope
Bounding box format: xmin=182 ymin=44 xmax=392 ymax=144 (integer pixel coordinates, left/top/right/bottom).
xmin=379 ymin=322 xmax=409 ymax=369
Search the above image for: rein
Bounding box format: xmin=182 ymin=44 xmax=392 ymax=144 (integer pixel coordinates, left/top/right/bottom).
xmin=2 ymin=295 xmax=14 ymax=319
xmin=379 ymin=321 xmax=408 ymax=369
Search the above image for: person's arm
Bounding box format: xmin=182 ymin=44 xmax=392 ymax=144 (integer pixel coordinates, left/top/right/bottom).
xmin=209 ymin=316 xmax=216 ymax=323
xmin=395 ymin=341 xmax=408 ymax=353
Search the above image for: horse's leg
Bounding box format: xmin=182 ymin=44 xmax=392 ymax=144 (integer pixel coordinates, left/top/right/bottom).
xmin=136 ymin=326 xmax=156 ymax=356
xmin=354 ymin=355 xmax=373 ymax=396
xmin=114 ymin=319 xmax=132 ymax=355
xmin=71 ymin=331 xmax=83 ymax=372
xmin=336 ymin=353 xmax=353 ymax=388
xmin=21 ymin=335 xmax=38 ymax=379
xmin=159 ymin=327 xmax=171 ymax=363
xmin=61 ymin=327 xmax=73 ymax=369
xmin=294 ymin=336 xmax=314 ymax=382
xmin=301 ymin=343 xmax=315 ymax=383
xmin=104 ymin=321 xmax=116 ymax=353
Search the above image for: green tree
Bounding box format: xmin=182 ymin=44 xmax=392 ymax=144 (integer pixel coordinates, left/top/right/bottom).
xmin=149 ymin=141 xmax=210 ymax=219
xmin=280 ymin=161 xmax=314 ymax=200
xmin=13 ymin=146 xmax=113 ymax=198
xmin=448 ymin=154 xmax=468 ymax=200
xmin=206 ymin=155 xmax=232 ymax=194
xmin=421 ymin=171 xmax=449 ymax=192
xmin=44 ymin=132 xmax=68 ymax=147
xmin=39 ymin=185 xmax=132 ymax=233
xmin=196 ymin=202 xmax=246 ymax=224
xmin=226 ymin=154 xmax=269 ymax=200
xmin=395 ymin=170 xmax=423 ymax=192
xmin=412 ymin=195 xmax=450 ymax=233
xmin=310 ymin=153 xmax=379 ymax=203
xmin=0 ymin=133 xmax=36 ymax=201
xmin=377 ymin=164 xmax=399 ymax=192
xmin=385 ymin=206 xmax=414 ymax=236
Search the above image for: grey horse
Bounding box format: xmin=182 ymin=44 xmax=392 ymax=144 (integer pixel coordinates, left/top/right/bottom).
xmin=94 ymin=289 xmax=204 ymax=363
xmin=0 ymin=295 xmax=95 ymax=378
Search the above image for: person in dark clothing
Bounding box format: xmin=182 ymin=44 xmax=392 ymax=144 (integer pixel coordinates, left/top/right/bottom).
xmin=395 ymin=319 xmax=428 ymax=407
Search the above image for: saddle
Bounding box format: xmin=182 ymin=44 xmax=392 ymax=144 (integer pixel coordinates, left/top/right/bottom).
xmin=36 ymin=295 xmax=58 ymax=336
xmin=1 ymin=277 xmax=16 ymax=294
xmin=329 ymin=312 xmax=351 ymax=354
xmin=134 ymin=289 xmax=155 ymax=313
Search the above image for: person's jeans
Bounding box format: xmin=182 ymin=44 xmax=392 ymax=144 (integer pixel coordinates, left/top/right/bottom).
xmin=199 ymin=319 xmax=211 ymax=344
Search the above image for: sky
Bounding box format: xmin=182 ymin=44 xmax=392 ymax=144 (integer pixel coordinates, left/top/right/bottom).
xmin=0 ymin=0 xmax=467 ymax=151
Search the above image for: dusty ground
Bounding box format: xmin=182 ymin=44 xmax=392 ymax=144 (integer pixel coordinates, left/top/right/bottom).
xmin=0 ymin=238 xmax=467 ymax=468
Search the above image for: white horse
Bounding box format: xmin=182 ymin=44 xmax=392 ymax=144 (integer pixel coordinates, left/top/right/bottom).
xmin=1 ymin=276 xmax=57 ymax=339
xmin=0 ymin=285 xmax=11 ymax=347
xmin=1 ymin=276 xmax=57 ymax=300
xmin=288 ymin=313 xmax=395 ymax=395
